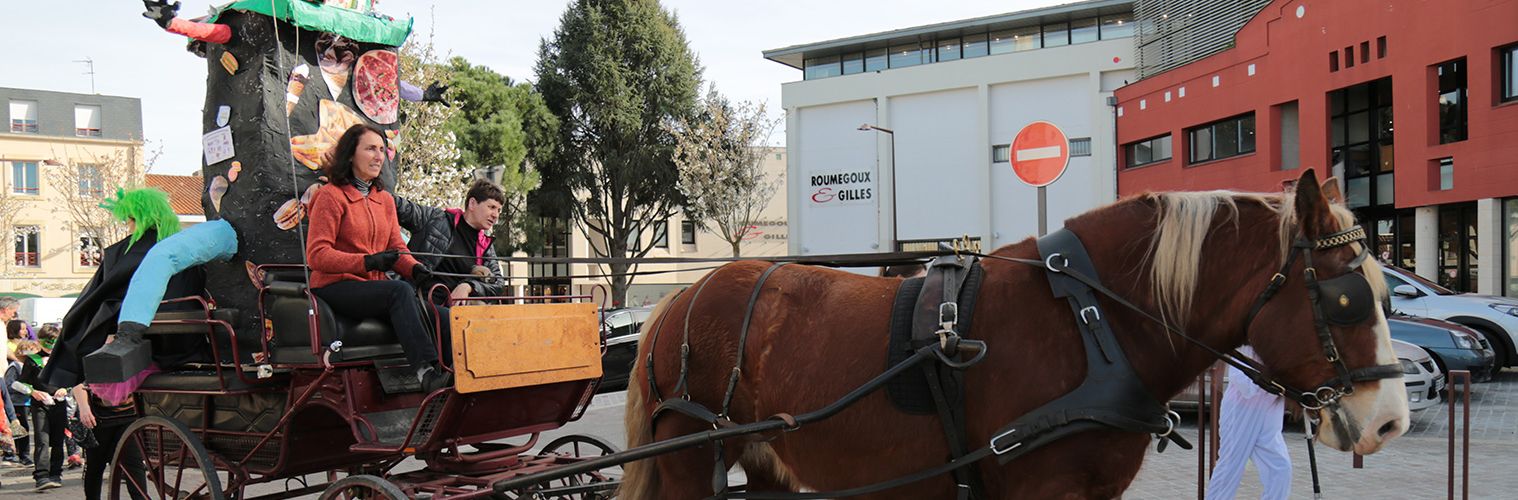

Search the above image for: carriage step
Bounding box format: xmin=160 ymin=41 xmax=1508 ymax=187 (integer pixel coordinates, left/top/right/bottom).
xmin=356 ymin=407 xmax=420 ymax=447
xmin=374 ymin=358 xmax=422 ymax=394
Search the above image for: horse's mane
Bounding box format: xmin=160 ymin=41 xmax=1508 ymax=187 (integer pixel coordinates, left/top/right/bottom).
xmin=1146 ymin=189 xmax=1386 ymax=324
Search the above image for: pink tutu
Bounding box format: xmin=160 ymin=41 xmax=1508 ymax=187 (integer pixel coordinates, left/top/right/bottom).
xmin=89 ymin=364 xmax=160 ymax=406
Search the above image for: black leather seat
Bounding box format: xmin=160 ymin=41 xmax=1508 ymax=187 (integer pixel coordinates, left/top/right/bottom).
xmin=137 ymin=368 xmax=287 ymax=392
xmin=145 ymin=308 xmax=256 ymax=364
xmin=262 ymin=274 xmax=405 ymax=364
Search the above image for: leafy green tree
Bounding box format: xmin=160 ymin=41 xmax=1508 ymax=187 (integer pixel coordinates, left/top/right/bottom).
xmin=667 ymin=86 xmax=780 ymax=258
xmin=534 ymin=0 xmax=703 ymax=306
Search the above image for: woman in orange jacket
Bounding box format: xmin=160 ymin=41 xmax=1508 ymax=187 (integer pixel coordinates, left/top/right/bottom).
xmin=306 ymin=124 xmax=449 ymax=392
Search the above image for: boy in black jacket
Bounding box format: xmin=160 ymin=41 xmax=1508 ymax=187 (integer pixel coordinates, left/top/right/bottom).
xmin=15 ymin=335 xmax=64 ymax=491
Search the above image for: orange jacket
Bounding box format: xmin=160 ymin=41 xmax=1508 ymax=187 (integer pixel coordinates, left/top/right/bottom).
xmin=305 ymin=183 xmax=420 ymax=289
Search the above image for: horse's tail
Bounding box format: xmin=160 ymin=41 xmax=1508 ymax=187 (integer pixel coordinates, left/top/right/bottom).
xmin=618 ymin=289 xmax=681 ymax=500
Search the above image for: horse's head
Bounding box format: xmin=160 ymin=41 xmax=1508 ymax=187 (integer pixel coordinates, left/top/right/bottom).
xmin=1246 ymin=168 xmax=1408 ymax=454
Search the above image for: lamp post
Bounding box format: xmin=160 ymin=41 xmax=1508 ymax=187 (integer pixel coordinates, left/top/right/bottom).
xmin=858 ymin=123 xmax=898 ymax=250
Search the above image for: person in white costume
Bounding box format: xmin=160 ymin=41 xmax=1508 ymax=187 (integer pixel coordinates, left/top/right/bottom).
xmin=1206 ymin=345 xmax=1291 ymax=500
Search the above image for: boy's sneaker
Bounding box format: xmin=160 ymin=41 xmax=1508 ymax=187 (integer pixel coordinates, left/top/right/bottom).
xmin=32 ymin=478 xmax=55 ymax=492
xmin=46 ymin=477 xmax=62 ymax=488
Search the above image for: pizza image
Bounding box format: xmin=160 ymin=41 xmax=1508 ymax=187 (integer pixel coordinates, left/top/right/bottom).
xmin=354 ymin=50 xmax=399 ymax=124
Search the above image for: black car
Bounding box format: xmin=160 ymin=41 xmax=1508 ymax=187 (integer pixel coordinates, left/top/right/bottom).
xmin=1388 ymin=314 xmax=1497 ymax=382
xmin=598 ymin=307 xmax=653 ymax=392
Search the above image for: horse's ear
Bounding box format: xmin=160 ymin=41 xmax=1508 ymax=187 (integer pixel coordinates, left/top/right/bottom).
xmin=1293 ymin=168 xmax=1331 ymax=236
xmin=1319 ymin=177 xmax=1344 ymax=205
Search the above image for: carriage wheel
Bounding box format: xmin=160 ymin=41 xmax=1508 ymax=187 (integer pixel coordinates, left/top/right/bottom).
xmin=109 ymin=416 xmax=226 ymax=500
xmin=534 ymin=434 xmax=622 ymax=499
xmin=318 ymin=474 xmax=408 ymax=500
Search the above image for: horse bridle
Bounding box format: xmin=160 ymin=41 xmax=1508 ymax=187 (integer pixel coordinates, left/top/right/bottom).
xmin=1237 ymin=224 xmax=1404 ymax=411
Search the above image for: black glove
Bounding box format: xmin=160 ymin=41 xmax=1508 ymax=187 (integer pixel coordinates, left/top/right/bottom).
xmin=410 ymin=263 xmax=434 ymax=286
xmin=363 ymin=249 xmax=400 ymax=272
xmin=142 ymin=0 xmax=180 ymax=29
xmin=422 ymin=81 xmax=450 ymax=105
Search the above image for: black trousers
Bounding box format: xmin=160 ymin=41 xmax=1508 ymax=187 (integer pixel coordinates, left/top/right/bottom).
xmin=31 ymin=402 xmax=65 ymax=481
xmin=11 ymin=403 xmax=29 ymax=461
xmin=313 ymin=279 xmax=439 ymax=368
xmin=84 ymin=420 xmax=145 ymax=500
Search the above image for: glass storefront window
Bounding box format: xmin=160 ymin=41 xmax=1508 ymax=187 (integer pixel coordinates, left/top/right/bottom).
xmin=962 ymin=33 xmax=989 ymax=58
xmin=864 ymin=48 xmax=887 ymax=72
xmin=1506 ymin=198 xmax=1518 ymax=297
xmin=1043 ymin=22 xmax=1069 ymax=47
xmin=1070 ymin=17 xmax=1099 ymax=44
xmin=804 ymin=55 xmax=841 ymax=79
xmin=842 ymin=53 xmax=864 ymax=75
xmin=889 ymin=42 xmax=924 ymax=68
xmin=937 ymin=38 xmax=962 ymax=61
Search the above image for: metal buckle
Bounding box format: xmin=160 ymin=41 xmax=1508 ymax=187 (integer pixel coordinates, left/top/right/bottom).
xmin=939 ymin=302 xmax=959 ymax=330
xmin=990 ymin=428 xmax=1023 ymax=456
xmin=1079 ymin=305 xmax=1101 ymax=325
xmin=1044 ymin=253 xmax=1067 ymax=273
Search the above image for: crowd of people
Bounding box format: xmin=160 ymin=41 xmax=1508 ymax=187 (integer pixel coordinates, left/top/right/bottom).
xmin=0 ymin=123 xmax=508 ymax=496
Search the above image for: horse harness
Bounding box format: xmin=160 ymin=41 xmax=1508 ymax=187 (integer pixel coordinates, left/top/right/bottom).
xmin=643 ymin=222 xmax=1400 ymax=499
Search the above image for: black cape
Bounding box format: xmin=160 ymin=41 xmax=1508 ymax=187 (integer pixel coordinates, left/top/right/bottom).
xmin=41 ymin=230 xmax=206 ymax=389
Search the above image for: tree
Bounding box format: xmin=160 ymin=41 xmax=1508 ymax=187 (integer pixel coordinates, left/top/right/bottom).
xmin=667 ymin=86 xmax=780 ymax=257
xmin=534 ymin=0 xmax=703 ymax=305
xmin=46 ymin=143 xmax=151 ymax=265
xmin=445 ymin=57 xmax=553 ymax=251
xmin=394 ymin=22 xmax=466 ymax=210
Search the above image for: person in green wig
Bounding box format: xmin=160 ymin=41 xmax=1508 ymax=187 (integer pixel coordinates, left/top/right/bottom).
xmin=39 ymin=188 xmax=208 ymax=401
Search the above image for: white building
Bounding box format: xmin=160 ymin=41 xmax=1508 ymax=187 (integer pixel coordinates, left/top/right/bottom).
xmin=764 ymin=0 xmax=1136 ymax=256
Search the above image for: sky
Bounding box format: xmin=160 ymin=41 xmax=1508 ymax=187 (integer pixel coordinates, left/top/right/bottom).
xmin=5 ymin=0 xmax=1068 ymax=176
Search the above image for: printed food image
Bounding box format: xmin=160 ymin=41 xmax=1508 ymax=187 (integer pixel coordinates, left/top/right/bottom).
xmin=272 ymin=198 xmax=306 ymax=231
xmin=290 ymin=99 xmax=366 ymax=170
xmin=353 ymin=50 xmax=399 ymax=124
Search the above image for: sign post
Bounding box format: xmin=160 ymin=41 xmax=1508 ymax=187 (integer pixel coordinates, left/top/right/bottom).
xmin=1010 ymin=121 xmax=1071 ymax=236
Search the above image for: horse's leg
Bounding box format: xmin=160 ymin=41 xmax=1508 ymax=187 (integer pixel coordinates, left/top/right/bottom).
xmin=649 ymin=418 xmax=748 ymax=500
xmin=996 ymin=432 xmax=1150 ymax=499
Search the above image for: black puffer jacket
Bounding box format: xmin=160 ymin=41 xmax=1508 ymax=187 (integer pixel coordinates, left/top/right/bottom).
xmin=393 ymin=195 xmax=504 ymax=297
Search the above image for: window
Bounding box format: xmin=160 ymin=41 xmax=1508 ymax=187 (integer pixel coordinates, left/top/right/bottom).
xmin=79 ymin=235 xmax=102 ymax=267
xmin=1069 ymin=137 xmax=1092 ymax=157
xmin=1360 ymin=41 xmax=1370 ymax=64
xmin=74 ymin=105 xmax=102 ymax=137
xmin=1042 ymin=22 xmax=1069 ymax=47
xmin=1100 ymin=13 xmax=1135 ymax=39
xmin=1376 ymin=36 xmax=1387 ymax=59
xmin=991 ymin=144 xmax=1010 ymax=163
xmin=1187 ymin=114 xmax=1255 ymax=163
xmin=1277 ymin=101 xmax=1300 ymax=170
xmin=804 ymin=55 xmax=841 ymax=80
xmin=864 ymin=48 xmax=887 ymax=72
xmin=841 ymin=53 xmax=864 ymax=75
xmin=1436 ymin=58 xmax=1467 ymax=143
xmin=652 ymin=221 xmax=669 ymax=249
xmin=1505 ymin=198 xmax=1518 ymax=297
xmin=1501 ymin=44 xmax=1517 ymax=103
xmin=989 ymin=26 xmax=1039 ymax=55
xmin=1438 ymin=157 xmax=1454 ymax=191
xmin=1329 ymin=51 xmax=1339 ymax=72
xmin=889 ymin=42 xmax=925 ymax=68
xmin=13 ymin=226 xmax=40 ymax=267
xmin=1124 ymin=134 xmax=1172 ymax=168
xmin=78 ymin=164 xmax=105 ymax=197
xmin=1070 ymin=17 xmax=1099 ymax=44
xmin=962 ymin=33 xmax=988 ymax=58
xmin=10 ymin=161 xmax=39 ymax=195
xmin=681 ymin=220 xmax=696 ymax=245
xmin=1345 ymin=46 xmax=1355 ymax=68
xmin=10 ymin=101 xmax=38 ymax=133
xmin=1331 ymin=79 xmax=1394 ymax=208
xmin=936 ymin=38 xmax=962 ymax=62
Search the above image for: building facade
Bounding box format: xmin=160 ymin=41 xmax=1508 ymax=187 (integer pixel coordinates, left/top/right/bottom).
xmin=2 ymin=87 xmax=145 ymax=298
xmin=513 ymin=148 xmax=790 ymax=307
xmin=145 ymin=173 xmax=209 ymax=227
xmin=765 ymin=0 xmax=1137 ymax=257
xmin=1114 ymin=0 xmax=1518 ymax=296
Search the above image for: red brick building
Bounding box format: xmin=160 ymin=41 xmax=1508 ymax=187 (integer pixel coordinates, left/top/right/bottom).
xmin=1115 ymin=0 xmax=1518 ymax=295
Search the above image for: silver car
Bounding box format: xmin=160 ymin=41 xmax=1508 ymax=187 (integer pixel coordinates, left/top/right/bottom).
xmin=1393 ymin=339 xmax=1444 ymax=411
xmin=1382 ymin=264 xmax=1518 ymax=368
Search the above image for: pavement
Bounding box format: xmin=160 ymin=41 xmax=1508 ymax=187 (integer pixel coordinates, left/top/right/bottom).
xmin=2 ymin=369 xmax=1511 ymax=498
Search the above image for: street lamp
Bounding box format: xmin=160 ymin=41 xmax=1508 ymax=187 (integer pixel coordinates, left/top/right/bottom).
xmin=858 ymin=123 xmax=898 ymax=250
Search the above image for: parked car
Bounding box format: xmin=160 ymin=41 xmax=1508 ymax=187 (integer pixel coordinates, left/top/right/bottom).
xmin=598 ymin=306 xmax=653 ymax=392
xmin=1388 ymin=314 xmax=1497 ymax=382
xmin=1170 ymin=340 xmax=1444 ymax=412
xmin=1392 ymin=339 xmax=1444 ymax=412
xmin=1382 ymin=264 xmax=1518 ymax=368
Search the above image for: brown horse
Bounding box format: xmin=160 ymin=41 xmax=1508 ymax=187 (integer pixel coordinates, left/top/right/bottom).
xmin=620 ymin=169 xmax=1408 ymax=499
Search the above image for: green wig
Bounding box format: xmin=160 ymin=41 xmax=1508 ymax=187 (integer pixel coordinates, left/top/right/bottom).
xmin=99 ymin=187 xmax=181 ymax=247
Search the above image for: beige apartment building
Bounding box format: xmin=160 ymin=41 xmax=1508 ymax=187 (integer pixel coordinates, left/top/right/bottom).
xmin=2 ymin=87 xmax=145 ymax=298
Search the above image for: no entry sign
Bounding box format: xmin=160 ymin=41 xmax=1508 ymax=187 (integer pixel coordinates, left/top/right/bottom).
xmin=1010 ymin=121 xmax=1070 ymax=187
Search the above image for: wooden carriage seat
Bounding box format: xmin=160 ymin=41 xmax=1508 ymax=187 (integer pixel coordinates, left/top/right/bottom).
xmin=261 ymin=273 xmax=406 ymax=364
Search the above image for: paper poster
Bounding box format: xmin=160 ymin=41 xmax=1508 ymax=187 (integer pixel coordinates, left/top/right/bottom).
xmin=203 ymin=126 xmax=235 ymax=165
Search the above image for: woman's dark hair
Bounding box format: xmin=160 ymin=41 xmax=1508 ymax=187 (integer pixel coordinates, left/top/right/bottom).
xmin=6 ymin=319 xmax=27 ymax=340
xmin=324 ymin=124 xmax=388 ymax=191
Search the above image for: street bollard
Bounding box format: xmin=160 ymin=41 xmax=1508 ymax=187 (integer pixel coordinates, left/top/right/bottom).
xmin=1446 ymin=370 xmax=1471 ymax=500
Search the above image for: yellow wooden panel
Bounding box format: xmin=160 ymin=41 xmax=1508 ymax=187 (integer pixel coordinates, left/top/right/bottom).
xmin=451 ymin=302 xmax=603 ymax=394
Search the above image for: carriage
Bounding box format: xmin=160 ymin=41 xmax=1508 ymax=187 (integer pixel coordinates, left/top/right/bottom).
xmin=113 ymin=264 xmax=622 ymax=499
